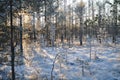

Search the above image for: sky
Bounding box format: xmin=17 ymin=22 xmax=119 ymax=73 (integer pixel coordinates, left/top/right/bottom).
xmin=67 ymin=0 xmax=114 ymax=13
xmin=67 ymin=0 xmax=113 ymax=6
xmin=65 ymin=0 xmax=114 ymax=20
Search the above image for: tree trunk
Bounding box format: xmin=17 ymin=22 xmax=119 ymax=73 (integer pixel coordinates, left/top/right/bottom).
xmin=79 ymin=17 xmax=83 ymax=45
xmin=33 ymin=13 xmax=36 ymax=40
xmin=98 ymin=5 xmax=102 ymax=44
xmin=20 ymin=0 xmax=23 ymax=55
xmin=10 ymin=0 xmax=15 ymax=79
xmin=79 ymin=28 xmax=83 ymax=45
xmin=112 ymin=0 xmax=118 ymax=43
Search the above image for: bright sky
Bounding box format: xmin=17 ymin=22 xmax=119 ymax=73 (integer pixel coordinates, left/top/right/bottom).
xmin=67 ymin=0 xmax=113 ymax=6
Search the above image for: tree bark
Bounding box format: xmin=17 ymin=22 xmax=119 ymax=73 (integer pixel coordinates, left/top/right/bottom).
xmin=112 ymin=0 xmax=118 ymax=43
xmin=10 ymin=0 xmax=15 ymax=79
xmin=79 ymin=16 xmax=83 ymax=45
xmin=20 ymin=0 xmax=23 ymax=55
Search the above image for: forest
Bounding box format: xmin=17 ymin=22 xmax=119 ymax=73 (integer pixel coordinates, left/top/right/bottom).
xmin=0 ymin=0 xmax=120 ymax=80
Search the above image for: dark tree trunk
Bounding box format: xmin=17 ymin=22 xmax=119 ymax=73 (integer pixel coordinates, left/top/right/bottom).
xmin=20 ymin=0 xmax=23 ymax=55
xmin=112 ymin=0 xmax=118 ymax=43
xmin=10 ymin=0 xmax=15 ymax=79
xmin=79 ymin=28 xmax=83 ymax=45
xmin=55 ymin=14 xmax=57 ymax=41
xmin=79 ymin=17 xmax=83 ymax=46
xmin=20 ymin=15 xmax=23 ymax=54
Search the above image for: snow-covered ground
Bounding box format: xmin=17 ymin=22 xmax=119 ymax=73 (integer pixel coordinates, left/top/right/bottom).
xmin=0 ymin=40 xmax=120 ymax=80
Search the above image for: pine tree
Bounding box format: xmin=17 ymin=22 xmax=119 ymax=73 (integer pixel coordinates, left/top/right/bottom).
xmin=75 ymin=0 xmax=85 ymax=45
xmin=10 ymin=0 xmax=15 ymax=79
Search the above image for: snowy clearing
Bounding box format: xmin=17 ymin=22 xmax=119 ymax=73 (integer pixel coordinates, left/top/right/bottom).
xmin=1 ymin=40 xmax=120 ymax=80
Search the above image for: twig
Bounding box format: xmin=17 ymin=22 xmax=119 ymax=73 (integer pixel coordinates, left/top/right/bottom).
xmin=51 ymin=53 xmax=60 ymax=80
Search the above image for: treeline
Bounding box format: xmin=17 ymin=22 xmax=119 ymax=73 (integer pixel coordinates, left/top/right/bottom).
xmin=0 ymin=0 xmax=120 ymax=47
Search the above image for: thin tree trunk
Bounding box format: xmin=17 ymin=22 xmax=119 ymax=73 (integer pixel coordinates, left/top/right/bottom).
xmin=64 ymin=0 xmax=67 ymax=40
xmin=112 ymin=0 xmax=118 ymax=43
xmin=33 ymin=12 xmax=36 ymax=40
xmin=55 ymin=14 xmax=57 ymax=41
xmin=79 ymin=17 xmax=83 ymax=45
xmin=20 ymin=0 xmax=23 ymax=55
xmin=10 ymin=0 xmax=15 ymax=79
xmin=79 ymin=5 xmax=84 ymax=46
xmin=71 ymin=8 xmax=74 ymax=44
xmin=98 ymin=5 xmax=102 ymax=43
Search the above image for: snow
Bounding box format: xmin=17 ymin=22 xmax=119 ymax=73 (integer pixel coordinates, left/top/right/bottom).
xmin=0 ymin=40 xmax=120 ymax=80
